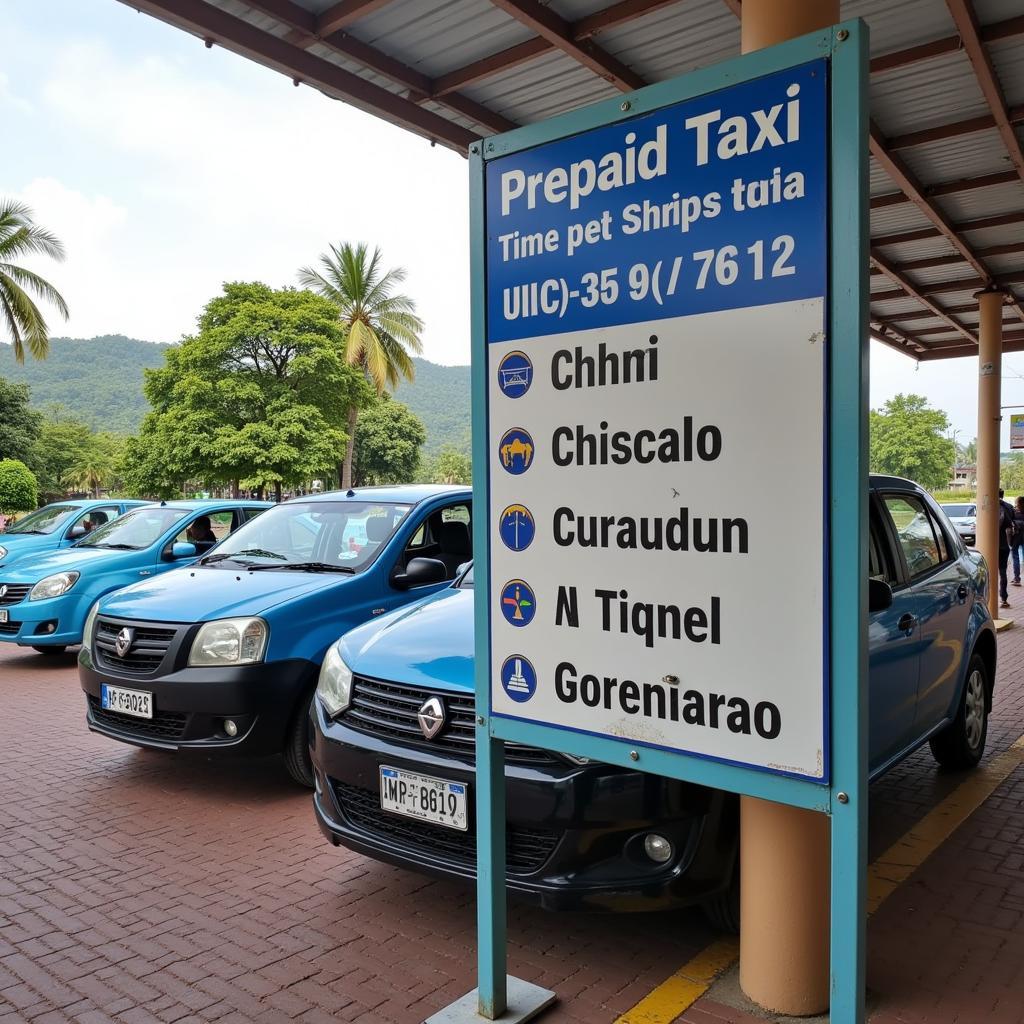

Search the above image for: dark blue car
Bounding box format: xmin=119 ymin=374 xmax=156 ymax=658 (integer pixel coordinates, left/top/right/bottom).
xmin=310 ymin=475 xmax=996 ymax=928
xmin=78 ymin=486 xmax=473 ymax=785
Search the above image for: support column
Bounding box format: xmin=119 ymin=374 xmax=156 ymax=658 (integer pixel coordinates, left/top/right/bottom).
xmin=738 ymin=0 xmax=838 ymax=1016
xmin=976 ymin=288 xmax=1006 ymax=620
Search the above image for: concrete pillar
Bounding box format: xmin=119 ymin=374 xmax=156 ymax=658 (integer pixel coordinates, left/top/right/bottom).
xmin=738 ymin=0 xmax=839 ymax=1017
xmin=976 ymin=288 xmax=1006 ymax=620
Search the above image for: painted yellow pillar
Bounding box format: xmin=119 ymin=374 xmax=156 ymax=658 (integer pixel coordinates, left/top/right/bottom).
xmin=738 ymin=0 xmax=838 ymax=1016
xmin=976 ymin=288 xmax=1005 ymax=620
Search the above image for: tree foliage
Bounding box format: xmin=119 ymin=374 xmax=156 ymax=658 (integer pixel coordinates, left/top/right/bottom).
xmin=0 ymin=459 xmax=38 ymax=515
xmin=0 ymin=377 xmax=42 ymax=465
xmin=426 ymin=446 xmax=472 ymax=484
xmin=869 ymin=394 xmax=955 ymax=490
xmin=299 ymin=243 xmax=424 ymax=487
xmin=352 ymin=395 xmax=426 ymax=486
xmin=0 ymin=199 xmax=69 ymax=361
xmin=125 ymin=283 xmax=364 ymax=498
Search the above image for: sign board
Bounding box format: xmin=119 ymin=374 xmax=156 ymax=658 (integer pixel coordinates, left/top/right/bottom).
xmin=485 ymin=61 xmax=829 ymax=781
xmin=1012 ymin=413 xmax=1024 ymax=449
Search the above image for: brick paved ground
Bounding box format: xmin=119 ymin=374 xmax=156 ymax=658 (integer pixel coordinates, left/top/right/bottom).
xmin=1 ymin=627 xmax=1022 ymax=1024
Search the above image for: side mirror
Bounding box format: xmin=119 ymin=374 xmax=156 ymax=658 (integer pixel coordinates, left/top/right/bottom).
xmin=168 ymin=541 xmax=198 ymax=560
xmin=67 ymin=526 xmax=86 ymax=540
xmin=393 ymin=557 xmax=448 ymax=590
xmin=456 ymin=560 xmax=472 ymax=579
xmin=868 ymin=577 xmax=893 ymax=614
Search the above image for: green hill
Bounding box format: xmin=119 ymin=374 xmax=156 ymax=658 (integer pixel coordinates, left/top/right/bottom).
xmin=0 ymin=335 xmax=170 ymax=434
xmin=0 ymin=337 xmax=472 ymax=454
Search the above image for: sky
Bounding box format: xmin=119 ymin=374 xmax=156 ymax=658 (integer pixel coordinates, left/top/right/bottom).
xmin=4 ymin=0 xmax=1024 ymax=448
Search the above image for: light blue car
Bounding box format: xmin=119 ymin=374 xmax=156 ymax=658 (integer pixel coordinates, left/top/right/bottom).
xmin=0 ymin=499 xmax=270 ymax=655
xmin=0 ymin=499 xmax=148 ymax=569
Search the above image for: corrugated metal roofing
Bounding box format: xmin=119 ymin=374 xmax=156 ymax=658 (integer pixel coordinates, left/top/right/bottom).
xmin=119 ymin=0 xmax=1024 ymax=359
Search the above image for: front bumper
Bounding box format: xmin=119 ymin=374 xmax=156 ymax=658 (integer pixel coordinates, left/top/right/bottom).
xmin=0 ymin=592 xmax=87 ymax=647
xmin=310 ymin=699 xmax=737 ymax=912
xmin=79 ymin=627 xmax=317 ymax=755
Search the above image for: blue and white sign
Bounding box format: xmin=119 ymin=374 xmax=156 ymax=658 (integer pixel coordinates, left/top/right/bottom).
xmin=486 ymin=60 xmax=829 ymax=781
xmin=500 ymin=655 xmax=537 ymax=703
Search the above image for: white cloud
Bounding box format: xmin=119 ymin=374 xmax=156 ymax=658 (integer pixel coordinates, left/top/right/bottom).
xmin=0 ymin=71 xmax=33 ymax=114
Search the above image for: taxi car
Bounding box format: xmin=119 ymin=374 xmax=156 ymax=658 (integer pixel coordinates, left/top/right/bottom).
xmin=0 ymin=500 xmax=268 ymax=654
xmin=309 ymin=476 xmax=996 ymax=929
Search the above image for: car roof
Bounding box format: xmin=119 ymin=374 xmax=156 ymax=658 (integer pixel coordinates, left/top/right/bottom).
xmin=286 ymin=484 xmax=471 ymax=505
xmin=868 ymin=473 xmax=927 ymax=491
xmin=136 ymin=499 xmax=274 ymax=511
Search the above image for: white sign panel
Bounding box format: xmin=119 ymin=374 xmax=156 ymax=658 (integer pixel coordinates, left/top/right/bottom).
xmin=485 ymin=61 xmax=829 ymax=780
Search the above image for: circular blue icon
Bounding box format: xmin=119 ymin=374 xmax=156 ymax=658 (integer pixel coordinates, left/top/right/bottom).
xmin=498 ymin=428 xmax=535 ymax=475
xmin=499 ymin=504 xmax=535 ymax=552
xmin=500 ymin=579 xmax=536 ymax=627
xmin=501 ymin=655 xmax=537 ymax=703
xmin=497 ymin=351 xmax=533 ymax=399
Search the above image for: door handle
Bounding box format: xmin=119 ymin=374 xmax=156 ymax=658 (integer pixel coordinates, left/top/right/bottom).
xmin=956 ymin=584 xmax=968 ymax=602
xmin=139 ymin=570 xmax=151 ymax=577
xmin=897 ymin=613 xmax=916 ymax=633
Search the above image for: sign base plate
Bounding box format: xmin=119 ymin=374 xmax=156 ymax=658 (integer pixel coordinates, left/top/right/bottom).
xmin=424 ymin=977 xmax=556 ymax=1024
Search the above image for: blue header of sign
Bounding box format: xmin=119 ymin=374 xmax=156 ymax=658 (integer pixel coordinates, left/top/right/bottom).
xmin=485 ymin=60 xmax=827 ymax=343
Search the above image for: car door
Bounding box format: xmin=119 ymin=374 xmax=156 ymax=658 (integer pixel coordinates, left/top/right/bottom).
xmin=868 ymin=493 xmax=922 ymax=773
xmin=911 ymin=496 xmax=973 ymax=734
xmin=62 ymin=505 xmax=121 ymax=548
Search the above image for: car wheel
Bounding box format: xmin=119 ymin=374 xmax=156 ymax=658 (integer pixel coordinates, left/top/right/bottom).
xmin=32 ymin=645 xmax=67 ymax=656
xmin=701 ymin=865 xmax=740 ymax=934
xmin=283 ymin=689 xmax=315 ymax=788
xmin=929 ymin=653 xmax=989 ymax=770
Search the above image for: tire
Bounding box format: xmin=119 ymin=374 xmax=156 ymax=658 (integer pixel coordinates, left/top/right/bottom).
xmin=702 ymin=865 xmax=740 ymax=934
xmin=929 ymin=653 xmax=989 ymax=769
xmin=32 ymin=645 xmax=67 ymax=656
xmin=283 ymin=689 xmax=315 ymax=788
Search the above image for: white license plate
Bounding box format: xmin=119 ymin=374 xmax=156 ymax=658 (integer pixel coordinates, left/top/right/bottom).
xmin=100 ymin=683 xmax=153 ymax=719
xmin=379 ymin=766 xmax=468 ymax=831
xmin=0 ymin=610 xmax=7 ymax=623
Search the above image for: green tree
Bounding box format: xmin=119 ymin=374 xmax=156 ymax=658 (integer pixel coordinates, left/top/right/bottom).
xmin=63 ymin=433 xmax=121 ymax=497
xmin=299 ymin=243 xmax=424 ymax=488
xmin=352 ymin=396 xmax=426 ymax=486
xmin=0 ymin=459 xmax=38 ymax=516
xmin=134 ymin=283 xmax=363 ymax=499
xmin=963 ymin=437 xmax=977 ymax=465
xmin=0 ymin=199 xmax=69 ymax=362
xmin=429 ymin=446 xmax=472 ymax=484
xmin=0 ymin=377 xmax=42 ymax=465
xmin=30 ymin=406 xmax=94 ymax=494
xmin=869 ymin=394 xmax=955 ymax=490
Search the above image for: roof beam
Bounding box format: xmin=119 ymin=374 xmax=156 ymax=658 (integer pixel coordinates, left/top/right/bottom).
xmin=919 ymin=330 xmax=1024 ymax=361
xmin=873 ymin=211 xmax=1024 ymax=247
xmin=872 ymin=242 xmax=1024 ymax=274
xmin=870 ymin=249 xmax=978 ymax=345
xmin=870 ymin=122 xmax=996 ymax=284
xmin=870 ymin=169 xmax=1018 ymax=208
xmin=872 ymin=270 xmax=1024 ymax=302
xmin=316 ymin=0 xmax=394 ymax=38
xmin=869 ymin=14 xmax=1024 ymax=74
xmin=117 ymin=0 xmax=477 ymax=153
xmin=870 ymin=317 xmax=929 ymax=356
xmin=488 ymin=0 xmax=647 ymax=91
xmin=946 ymin=0 xmax=1024 ymax=182
xmin=888 ymin=104 xmax=1024 ymax=150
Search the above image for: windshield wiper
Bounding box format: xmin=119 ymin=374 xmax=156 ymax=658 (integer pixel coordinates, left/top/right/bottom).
xmin=88 ymin=542 xmax=139 ymax=550
xmin=246 ymin=561 xmax=356 ymax=574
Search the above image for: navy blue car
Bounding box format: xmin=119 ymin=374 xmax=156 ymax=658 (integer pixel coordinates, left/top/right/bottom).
xmin=310 ymin=475 xmax=997 ymax=927
xmin=79 ymin=486 xmax=473 ymax=785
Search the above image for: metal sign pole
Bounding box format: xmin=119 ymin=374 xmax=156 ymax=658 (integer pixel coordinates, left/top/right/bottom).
xmin=434 ymin=20 xmax=869 ymax=1024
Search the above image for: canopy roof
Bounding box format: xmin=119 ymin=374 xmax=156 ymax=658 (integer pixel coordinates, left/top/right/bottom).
xmin=121 ymin=0 xmax=1024 ymax=360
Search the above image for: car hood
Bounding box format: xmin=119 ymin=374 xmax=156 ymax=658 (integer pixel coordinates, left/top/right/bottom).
xmin=0 ymin=533 xmax=55 ymax=565
xmin=99 ymin=565 xmax=352 ymax=622
xmin=340 ymin=586 xmax=473 ymax=692
xmin=0 ymin=545 xmax=130 ymax=582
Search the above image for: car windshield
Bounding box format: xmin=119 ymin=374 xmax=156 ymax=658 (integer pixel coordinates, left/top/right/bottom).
xmin=78 ymin=507 xmax=189 ymax=550
xmin=941 ymin=504 xmax=974 ymax=517
xmin=201 ymin=501 xmax=411 ymax=572
xmin=4 ymin=504 xmax=80 ymax=535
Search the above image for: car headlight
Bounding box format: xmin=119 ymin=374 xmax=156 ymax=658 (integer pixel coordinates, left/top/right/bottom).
xmin=82 ymin=600 xmax=101 ymax=648
xmin=29 ymin=571 xmax=80 ymax=601
xmin=0 ymin=545 xmax=7 ymax=559
xmin=188 ymin=617 xmax=268 ymax=666
xmin=316 ymin=641 xmax=353 ymax=718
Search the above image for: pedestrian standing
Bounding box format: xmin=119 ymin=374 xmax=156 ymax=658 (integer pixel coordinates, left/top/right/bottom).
xmin=1013 ymin=496 xmax=1024 ymax=586
xmin=998 ymin=489 xmax=1015 ymax=608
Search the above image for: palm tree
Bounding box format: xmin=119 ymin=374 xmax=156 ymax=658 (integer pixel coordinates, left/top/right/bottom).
xmin=0 ymin=199 xmax=69 ymax=362
xmin=299 ymin=242 xmax=424 ymax=488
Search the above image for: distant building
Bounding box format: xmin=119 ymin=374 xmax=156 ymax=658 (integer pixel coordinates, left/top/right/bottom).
xmin=950 ymin=464 xmax=975 ymax=489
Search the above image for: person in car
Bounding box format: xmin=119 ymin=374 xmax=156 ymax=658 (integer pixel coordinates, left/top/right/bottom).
xmin=186 ymin=516 xmax=218 ymax=554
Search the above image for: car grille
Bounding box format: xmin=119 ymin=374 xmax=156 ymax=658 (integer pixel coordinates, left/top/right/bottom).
xmin=94 ymin=619 xmax=178 ymax=676
xmin=345 ymin=675 xmax=559 ymax=766
xmin=333 ymin=781 xmax=559 ymax=875
xmin=87 ymin=695 xmax=188 ymax=740
xmin=0 ymin=584 xmax=31 ymax=606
